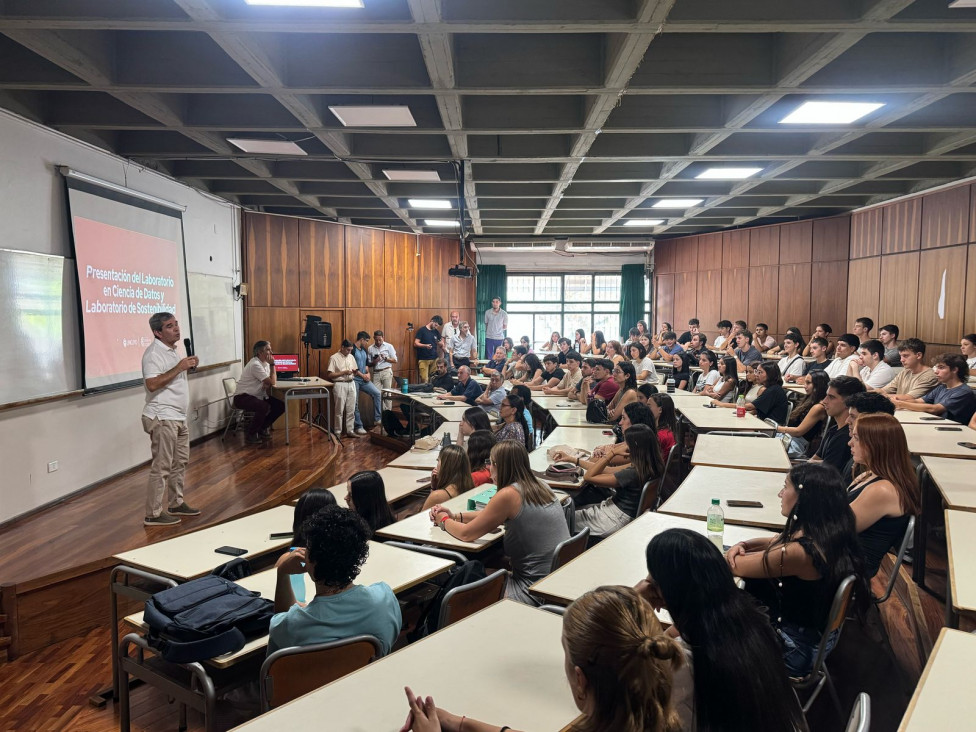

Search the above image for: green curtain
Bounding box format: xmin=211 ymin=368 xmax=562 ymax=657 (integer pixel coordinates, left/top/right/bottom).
xmin=619 ymin=263 xmax=646 ymax=340
xmin=476 ymin=264 xmax=507 ymax=356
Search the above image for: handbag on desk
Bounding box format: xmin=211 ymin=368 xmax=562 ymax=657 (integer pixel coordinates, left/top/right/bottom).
xmin=585 ymin=399 xmax=609 ymax=424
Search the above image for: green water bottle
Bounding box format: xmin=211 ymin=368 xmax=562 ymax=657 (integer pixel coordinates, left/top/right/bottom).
xmin=706 ymin=498 xmax=725 ymax=550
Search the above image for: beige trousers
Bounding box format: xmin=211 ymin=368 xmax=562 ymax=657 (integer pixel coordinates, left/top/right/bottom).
xmin=141 ymin=416 xmax=188 ymax=518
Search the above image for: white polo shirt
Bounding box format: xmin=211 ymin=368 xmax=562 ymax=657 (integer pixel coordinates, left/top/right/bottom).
xmin=367 ymin=342 xmax=397 ymax=372
xmin=235 ymin=357 xmax=271 ymax=399
xmin=449 ymin=333 xmax=477 ymax=359
xmin=142 ymin=338 xmax=188 ymax=421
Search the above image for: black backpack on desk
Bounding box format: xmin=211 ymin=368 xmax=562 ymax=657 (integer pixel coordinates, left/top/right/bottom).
xmin=144 ymin=575 xmax=274 ymax=664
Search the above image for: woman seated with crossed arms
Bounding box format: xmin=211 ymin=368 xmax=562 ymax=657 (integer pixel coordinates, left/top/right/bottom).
xmin=701 ymin=355 xmax=738 ymax=403
xmin=606 ymin=361 xmax=640 ymax=422
xmin=428 ymin=440 xmax=569 ymax=605
xmin=509 ymin=352 xmax=545 ymax=387
xmin=710 ymin=362 xmax=789 ymax=424
xmin=401 ymin=585 xmax=685 ymax=732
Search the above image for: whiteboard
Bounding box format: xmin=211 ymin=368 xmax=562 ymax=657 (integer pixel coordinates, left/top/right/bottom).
xmin=0 ymin=249 xmax=81 ymax=405
xmin=187 ymin=273 xmax=239 ymax=366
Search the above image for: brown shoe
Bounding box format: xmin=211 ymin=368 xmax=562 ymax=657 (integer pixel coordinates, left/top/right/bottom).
xmin=343 ymin=432 xmax=361 ymax=439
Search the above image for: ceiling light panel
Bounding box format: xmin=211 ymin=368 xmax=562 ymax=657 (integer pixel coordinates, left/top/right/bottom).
xmin=623 ymin=219 xmax=664 ymax=226
xmin=329 ymin=105 xmax=417 ymax=127
xmin=408 ymin=199 xmax=452 ymax=209
xmin=696 ymin=168 xmax=762 ymax=180
xmin=779 ymin=101 xmax=884 ymax=125
xmin=424 ymin=219 xmax=460 ymax=227
xmin=383 ymin=170 xmax=441 ymax=181
xmin=244 ymin=1 xmax=364 ymax=7
xmin=227 ymin=138 xmax=307 ymax=155
xmin=651 ymin=199 xmax=704 ymax=208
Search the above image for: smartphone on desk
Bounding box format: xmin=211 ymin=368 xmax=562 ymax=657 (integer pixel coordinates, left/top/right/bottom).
xmin=958 ymin=442 xmax=976 ymax=450
xmin=215 ymin=546 xmax=247 ymax=556
xmin=726 ymin=500 xmax=764 ymax=508
xmin=936 ymin=426 xmax=962 ymax=432
xmin=441 ymin=401 xmax=456 ymax=405
xmin=269 ymin=531 xmax=293 ymax=541
xmin=920 ymin=416 xmax=943 ymax=421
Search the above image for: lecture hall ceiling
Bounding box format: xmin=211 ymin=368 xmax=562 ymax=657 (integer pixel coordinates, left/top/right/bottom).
xmin=1 ymin=0 xmax=975 ymax=241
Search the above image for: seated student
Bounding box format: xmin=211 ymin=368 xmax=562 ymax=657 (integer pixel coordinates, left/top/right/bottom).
xmin=669 ymin=349 xmax=695 ymax=391
xmin=474 ymin=371 xmax=507 ymax=414
xmin=581 ymin=358 xmax=620 ymax=406
xmin=292 ymin=489 xmax=338 ymax=545
xmin=502 ymin=345 xmax=528 ymax=381
xmin=882 ymin=338 xmax=938 ymax=400
xmin=852 ymin=316 xmax=873 ymax=343
xmin=401 ymin=585 xmax=684 ymax=732
xmin=693 ymin=350 xmax=722 ymax=394
xmin=824 ymin=333 xmax=860 ymax=379
xmin=652 ymin=321 xmax=674 ymax=348
xmin=962 ymin=333 xmax=976 ymax=370
xmin=422 ymin=444 xmax=475 ymax=510
xmin=537 ymin=354 xmax=565 ymax=389
xmin=604 ymin=340 xmax=626 ymax=366
xmin=457 ymin=406 xmax=493 ymax=445
xmin=561 ymin=401 xmax=659 ymax=470
xmin=502 ymin=336 xmax=515 ymax=360
xmin=540 ymin=331 xmax=561 ymax=352
xmin=636 ymin=382 xmax=659 ymax=404
xmin=648 ymin=393 xmax=678 ymax=457
xmin=777 ymin=333 xmax=806 ymax=380
xmin=847 ymin=413 xmax=920 ymax=579
xmin=509 ymin=384 xmax=536 ymax=442
xmin=650 ymin=331 xmax=683 ymax=361
xmin=480 ymin=345 xmax=509 ymax=376
xmin=681 ymin=332 xmax=709 ymax=361
xmin=345 ymin=470 xmax=395 ymax=536
xmin=607 ymin=362 xmax=640 ymax=421
xmin=465 ymin=429 xmax=495 ymax=487
xmin=639 ymin=530 xmax=807 ymax=732
xmin=879 ymin=324 xmax=901 ymax=366
xmin=809 ymin=376 xmax=864 ymax=475
xmin=568 ymin=358 xmax=595 ymax=403
xmin=624 ymin=326 xmax=641 ymax=348
xmin=630 ymin=343 xmax=660 ymax=383
xmin=776 ymin=370 xmax=829 ymax=458
xmin=726 ymin=331 xmax=763 ymax=370
xmin=713 ymin=319 xmax=734 ymax=350
xmin=543 ymin=350 xmax=583 ymax=396
xmin=767 ymin=326 xmax=804 ymax=356
xmin=509 ymin=352 xmax=544 ymax=387
xmin=429 ymin=440 xmax=570 ymax=605
xmin=554 ymin=336 xmax=572 ymax=365
xmin=896 ymin=353 xmax=976 ymax=425
xmin=703 ymin=355 xmax=738 ymax=403
xmin=270 ymin=506 xmax=402 ymax=656
xmin=589 ymin=330 xmax=607 ymax=356
xmin=803 ymin=323 xmax=836 ymax=359
xmin=575 ymin=424 xmax=664 ymax=537
xmin=753 ymin=322 xmax=777 ymax=353
xmin=842 ymin=392 xmax=896 ymax=483
xmin=573 ymin=328 xmax=590 ymax=355
xmin=677 ymin=317 xmax=700 ymax=345
xmin=748 ymin=363 xmax=790 ymax=424
xmin=434 ymin=364 xmax=482 ymax=404
xmin=711 ymin=364 xmax=760 ymax=409
xmin=519 ymin=335 xmax=532 ymax=354
xmin=726 ymin=463 xmax=869 ymax=677
xmin=493 ymin=393 xmax=533 ymax=452
xmin=800 ymin=336 xmax=832 ymax=380
xmin=848 ymin=339 xmax=895 ymax=389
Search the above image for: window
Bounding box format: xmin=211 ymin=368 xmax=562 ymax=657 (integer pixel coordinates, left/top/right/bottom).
xmin=505 ymin=273 xmax=626 ymax=349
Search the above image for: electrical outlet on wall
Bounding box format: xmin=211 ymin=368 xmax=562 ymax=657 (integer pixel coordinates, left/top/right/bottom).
xmin=47 ymin=460 xmax=58 ymax=473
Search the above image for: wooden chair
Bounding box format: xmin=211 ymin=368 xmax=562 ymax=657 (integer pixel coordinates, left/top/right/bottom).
xmin=845 ymin=692 xmax=871 ymax=732
xmin=874 ymin=516 xmax=915 ymax=605
xmin=437 ymin=568 xmax=508 ymax=630
xmin=259 ymin=635 xmax=382 ymax=711
xmin=550 ymin=527 xmax=590 ymax=573
xmin=792 ymin=575 xmax=857 ymax=717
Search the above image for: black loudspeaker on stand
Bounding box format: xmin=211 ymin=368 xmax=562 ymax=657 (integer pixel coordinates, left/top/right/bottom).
xmin=301 ymin=315 xmax=333 ymax=429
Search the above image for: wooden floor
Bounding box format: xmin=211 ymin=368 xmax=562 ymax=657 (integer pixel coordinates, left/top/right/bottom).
xmin=0 ymin=435 xmax=968 ymax=731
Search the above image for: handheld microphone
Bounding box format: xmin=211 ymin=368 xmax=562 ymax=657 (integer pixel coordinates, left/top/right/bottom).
xmin=184 ymin=338 xmax=196 ymax=372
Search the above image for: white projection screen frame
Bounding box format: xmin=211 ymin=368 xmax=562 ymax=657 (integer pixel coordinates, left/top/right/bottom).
xmin=63 ymin=170 xmax=193 ymax=393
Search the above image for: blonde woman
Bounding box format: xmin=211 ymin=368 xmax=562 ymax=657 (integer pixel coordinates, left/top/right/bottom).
xmin=421 ymin=444 xmax=476 ymax=510
xmin=429 ymin=440 xmax=569 ymax=604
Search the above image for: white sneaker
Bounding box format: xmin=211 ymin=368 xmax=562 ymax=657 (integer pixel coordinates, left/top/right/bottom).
xmin=354 ymin=427 xmax=368 ymax=435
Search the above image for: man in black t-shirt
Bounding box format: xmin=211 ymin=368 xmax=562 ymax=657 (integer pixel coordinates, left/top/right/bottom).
xmin=414 ymin=315 xmax=443 ymax=383
xmin=541 ymin=354 xmax=566 ymax=389
xmin=677 ymin=318 xmax=700 ymax=345
xmin=809 ymin=376 xmax=864 ymax=474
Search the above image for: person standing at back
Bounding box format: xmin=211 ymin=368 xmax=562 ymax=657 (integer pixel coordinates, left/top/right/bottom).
xmin=368 ymin=329 xmax=397 ymax=411
xmin=141 ymin=311 xmax=200 ymax=527
xmin=326 ymin=339 xmax=360 ymax=440
xmin=413 ymin=315 xmax=443 ymax=383
xmin=352 ymin=331 xmax=382 ymax=435
xmin=484 ymin=296 xmax=508 ymax=359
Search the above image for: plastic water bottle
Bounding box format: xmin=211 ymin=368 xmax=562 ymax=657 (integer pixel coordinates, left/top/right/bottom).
xmin=735 ymin=394 xmax=746 ymax=418
xmin=666 ymin=375 xmax=675 ymax=393
xmin=706 ymin=499 xmax=725 ymax=550
xmin=401 ymin=377 xmax=409 ymax=394
xmin=441 ymin=430 xmax=452 ymax=447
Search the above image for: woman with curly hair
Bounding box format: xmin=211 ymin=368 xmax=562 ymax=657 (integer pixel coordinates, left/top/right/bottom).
xmin=270 ymin=505 xmax=402 ymax=655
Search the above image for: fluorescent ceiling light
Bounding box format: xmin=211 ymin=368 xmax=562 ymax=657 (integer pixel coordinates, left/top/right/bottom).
xmin=651 ymin=199 xmax=703 ymax=209
xmin=568 ymin=243 xmax=652 ymax=253
xmin=696 ymin=167 xmax=762 ymax=180
xmin=424 ymin=219 xmax=460 ymax=227
xmin=244 ymin=1 xmax=364 ymax=7
xmin=622 ymin=219 xmax=664 ymax=226
xmin=408 ymin=199 xmax=451 ymax=209
xmin=329 ymin=105 xmax=416 ymax=127
xmin=383 ymin=170 xmax=441 ymax=181
xmin=779 ymin=101 xmax=883 ymax=125
xmin=227 ymin=138 xmax=307 ymax=155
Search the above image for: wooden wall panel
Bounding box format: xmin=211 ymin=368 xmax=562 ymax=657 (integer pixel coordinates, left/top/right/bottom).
xmin=655 ymin=274 xmax=674 ymax=329
xmin=673 ymin=236 xmax=699 ymax=272
xmin=695 ymin=270 xmax=723 ymax=333
xmin=344 ymin=226 xmax=386 ymax=308
xmin=673 ymin=272 xmax=698 ymax=327
xmin=749 ymin=226 xmax=780 ymax=267
xmin=879 ymin=252 xmax=920 ymax=337
xmin=383 ymin=309 xmax=418 ymax=380
xmin=298 ymin=309 xmax=344 ymax=379
xmin=916 ymin=245 xmax=969 ymax=345
xmin=850 ymin=207 xmax=883 ymax=259
xmin=384 ymin=231 xmax=419 ymax=308
xmin=811 ymin=261 xmax=849 ymax=335
xmin=747 ymin=266 xmax=779 ymax=333
xmin=971 ymin=185 xmax=976 ymax=244
xmin=777 ymin=263 xmax=812 ymax=337
xmin=419 ymin=235 xmax=453 ymax=310
xmin=846 ymin=257 xmax=881 ymax=333
xmin=299 ymin=219 xmax=344 ymax=308
xmin=721 ymin=268 xmax=749 ymax=323
xmin=654 ymin=240 xmax=675 ymax=274
xmin=722 ymin=230 xmax=750 ymax=269
xmin=449 ymin=245 xmax=477 ymax=310
xmin=245 ymin=213 xmax=300 ymax=307
xmin=968 ymin=243 xmax=976 ymax=335
xmin=698 ymin=233 xmax=723 ymax=265
xmin=882 ymin=199 xmax=922 ymax=254
xmin=812 ymin=216 xmax=850 ymax=262
xmin=245 ymin=308 xmax=301 ymax=362
xmin=921 ymin=184 xmax=971 ymax=250
xmin=344 ymin=307 xmax=386 ymax=345
xmin=779 ymin=221 xmax=813 ymax=264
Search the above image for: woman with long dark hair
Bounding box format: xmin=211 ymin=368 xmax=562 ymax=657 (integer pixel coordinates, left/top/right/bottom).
xmin=641 ymin=529 xmax=807 ymax=732
xmin=669 ymin=349 xmax=695 ymax=391
xmin=574 ymin=328 xmax=590 ymax=355
xmin=726 ymin=463 xmax=869 ymax=676
xmin=692 ymin=350 xmax=721 ymax=394
xmin=630 ymin=342 xmax=660 ymax=383
xmin=466 ymin=429 xmax=495 ymax=486
xmin=590 ymin=330 xmax=607 ymax=355
xmin=421 ymin=444 xmax=475 ymax=510
xmin=345 ymin=470 xmax=396 ymax=536
xmin=510 ymin=352 xmax=545 ymax=387
xmin=291 ymin=488 xmax=338 ymax=546
xmin=575 ymin=424 xmax=664 ymax=537
xmin=605 ymin=340 xmax=625 ymax=366
xmin=847 ymin=413 xmax=921 ymax=577
xmin=713 ymin=363 xmax=788 ymax=424
xmin=494 ymin=393 xmax=532 ymax=452
xmin=648 ymin=393 xmax=677 ymax=457
xmin=776 ymin=370 xmax=829 ymax=457
xmin=607 ymin=361 xmax=640 ymax=421
xmin=555 ymin=401 xmax=658 ymax=471
xmin=457 ymin=406 xmax=493 ymax=444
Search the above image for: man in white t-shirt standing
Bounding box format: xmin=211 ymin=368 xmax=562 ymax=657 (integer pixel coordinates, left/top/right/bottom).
xmin=327 ymin=339 xmax=359 ymax=439
xmin=233 ymin=340 xmax=286 ymax=445
xmin=141 ymin=311 xmax=200 ymax=527
xmin=442 ymin=311 xmax=462 ymax=345
xmin=484 ymin=297 xmax=507 ymax=359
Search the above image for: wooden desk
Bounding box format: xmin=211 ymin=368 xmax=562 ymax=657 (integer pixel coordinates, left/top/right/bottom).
xmin=691 ymin=434 xmax=790 ymax=472
xmin=921 ymin=456 xmax=976 ymax=511
xmin=232 ymin=601 xmax=579 ymax=732
xmin=387 ymin=443 xmax=448 ymax=471
xmin=530 ymin=512 xmax=775 ymax=607
xmin=113 ymin=505 xmax=295 ymax=581
xmin=898 ymin=628 xmax=976 ymax=730
xmin=549 ymin=410 xmax=608 ymax=429
xmin=677 ymin=405 xmax=775 ymax=433
xmin=324 ymin=466 xmax=436 ymax=505
xmin=893 ymin=411 xmax=954 ymax=426
xmin=902 ymin=423 xmax=976 ymax=459
xmin=944 ymin=509 xmax=976 ymax=629
xmin=123 ymin=541 xmax=453 ymax=669
xmin=532 ymin=396 xmax=585 ymax=410
xmin=658 ymin=466 xmax=787 ymax=529
xmin=374 ymin=485 xmax=505 ymax=552
xmin=531 ymin=427 xmax=614 ymax=488
xmin=432 ymin=404 xmax=474 ymax=421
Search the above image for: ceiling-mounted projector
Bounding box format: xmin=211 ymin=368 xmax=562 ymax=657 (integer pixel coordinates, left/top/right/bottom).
xmin=448 ymin=264 xmax=472 ymax=279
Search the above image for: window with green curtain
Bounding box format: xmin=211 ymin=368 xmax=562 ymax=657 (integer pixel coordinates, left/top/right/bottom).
xmin=476 ymin=264 xmax=507 ymax=356
xmin=618 ymin=263 xmax=647 ymax=340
